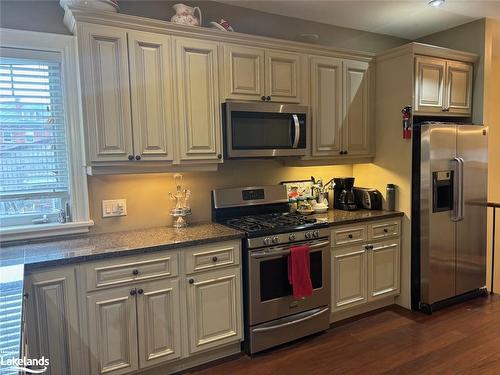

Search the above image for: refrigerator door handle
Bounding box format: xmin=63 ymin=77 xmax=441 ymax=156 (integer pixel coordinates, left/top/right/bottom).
xmin=452 ymin=157 xmax=465 ymax=222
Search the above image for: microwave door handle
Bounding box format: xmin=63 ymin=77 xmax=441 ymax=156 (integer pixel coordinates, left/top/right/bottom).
xmin=292 ymin=114 xmax=300 ymax=148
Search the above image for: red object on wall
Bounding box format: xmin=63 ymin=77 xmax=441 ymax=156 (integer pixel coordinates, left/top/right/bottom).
xmin=402 ymin=106 xmax=412 ymax=139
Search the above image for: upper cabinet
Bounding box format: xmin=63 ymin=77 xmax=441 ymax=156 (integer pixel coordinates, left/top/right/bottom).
xmin=78 ymin=24 xmax=134 ymax=162
xmin=76 ymin=23 xmax=222 ymax=169
xmin=174 ymin=38 xmax=222 ymax=162
xmin=309 ymin=56 xmax=372 ymax=159
xmin=414 ymin=55 xmax=473 ymax=116
xmin=223 ymin=44 xmax=303 ymax=104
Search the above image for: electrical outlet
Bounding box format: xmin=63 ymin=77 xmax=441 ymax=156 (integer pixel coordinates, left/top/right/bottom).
xmin=102 ymin=199 xmax=127 ymax=218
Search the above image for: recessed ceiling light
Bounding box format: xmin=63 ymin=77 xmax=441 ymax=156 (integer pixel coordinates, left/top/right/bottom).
xmin=428 ymin=0 xmax=445 ymax=7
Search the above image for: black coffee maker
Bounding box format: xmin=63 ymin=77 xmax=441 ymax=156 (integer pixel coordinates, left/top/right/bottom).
xmin=333 ymin=177 xmax=357 ymax=210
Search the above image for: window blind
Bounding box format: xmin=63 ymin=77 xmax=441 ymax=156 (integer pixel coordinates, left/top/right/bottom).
xmin=0 ymin=54 xmax=70 ymax=226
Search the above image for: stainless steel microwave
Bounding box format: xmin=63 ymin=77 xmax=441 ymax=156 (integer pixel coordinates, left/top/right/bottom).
xmin=223 ymin=102 xmax=309 ymax=158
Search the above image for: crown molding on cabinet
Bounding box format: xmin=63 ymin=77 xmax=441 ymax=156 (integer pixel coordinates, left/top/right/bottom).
xmin=376 ymin=42 xmax=478 ymax=63
xmin=63 ymin=6 xmax=375 ymax=62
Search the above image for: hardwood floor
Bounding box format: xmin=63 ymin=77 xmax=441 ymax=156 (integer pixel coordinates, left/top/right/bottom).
xmin=187 ymin=295 xmax=500 ymax=375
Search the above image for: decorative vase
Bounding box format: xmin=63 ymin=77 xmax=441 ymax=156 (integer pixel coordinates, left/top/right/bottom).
xmin=170 ymin=3 xmax=202 ymax=27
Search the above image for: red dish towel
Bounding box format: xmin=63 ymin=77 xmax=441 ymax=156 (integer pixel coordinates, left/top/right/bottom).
xmin=288 ymin=245 xmax=313 ymax=299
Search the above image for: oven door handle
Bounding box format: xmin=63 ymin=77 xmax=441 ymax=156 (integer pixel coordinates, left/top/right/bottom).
xmin=250 ymin=241 xmax=330 ymax=259
xmin=292 ymin=114 xmax=300 ymax=148
xmin=252 ymin=307 xmax=329 ymax=333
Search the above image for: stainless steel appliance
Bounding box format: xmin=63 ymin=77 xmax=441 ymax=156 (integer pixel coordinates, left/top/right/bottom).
xmin=353 ymin=187 xmax=383 ymax=210
xmin=333 ymin=177 xmax=357 ymax=211
xmin=411 ymin=123 xmax=488 ymax=313
xmin=212 ymin=185 xmax=330 ymax=354
xmin=223 ymin=102 xmax=309 ymax=158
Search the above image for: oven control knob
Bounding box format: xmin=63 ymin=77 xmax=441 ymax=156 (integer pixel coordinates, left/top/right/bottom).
xmin=305 ymin=231 xmax=312 ymax=239
xmin=272 ymin=236 xmax=279 ymax=244
xmin=313 ymin=230 xmax=320 ymax=238
xmin=289 ymin=233 xmax=296 ymax=241
xmin=263 ymin=237 xmax=271 ymax=245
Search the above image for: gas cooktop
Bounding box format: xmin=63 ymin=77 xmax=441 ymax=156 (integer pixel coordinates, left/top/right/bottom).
xmin=222 ymin=212 xmax=328 ymax=237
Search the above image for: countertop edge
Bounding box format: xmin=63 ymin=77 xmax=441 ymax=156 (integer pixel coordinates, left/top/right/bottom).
xmin=326 ymin=211 xmax=405 ymax=227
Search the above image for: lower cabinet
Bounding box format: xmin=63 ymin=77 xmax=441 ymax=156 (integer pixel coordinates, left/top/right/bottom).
xmin=186 ymin=267 xmax=242 ymax=354
xmin=24 ymin=266 xmax=81 ymax=375
xmin=331 ymin=220 xmax=401 ymax=314
xmin=23 ymin=240 xmax=243 ymax=375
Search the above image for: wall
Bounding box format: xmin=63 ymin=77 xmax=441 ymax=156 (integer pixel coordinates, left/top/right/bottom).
xmin=0 ymin=1 xmax=408 ymax=53
xmin=484 ymin=18 xmax=500 ymax=292
xmin=418 ymin=19 xmax=486 ymax=124
xmin=88 ymin=161 xmax=352 ymax=234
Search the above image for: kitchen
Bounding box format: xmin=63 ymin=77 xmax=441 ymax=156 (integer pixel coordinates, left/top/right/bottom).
xmin=0 ymin=0 xmax=499 ymax=374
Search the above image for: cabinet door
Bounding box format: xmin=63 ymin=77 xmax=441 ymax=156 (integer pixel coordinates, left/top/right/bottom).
xmin=265 ymin=50 xmax=301 ymax=103
xmin=445 ymin=61 xmax=473 ymax=115
xmin=136 ymin=279 xmax=181 ymax=368
xmin=25 ymin=267 xmax=81 ymax=375
xmin=186 ymin=267 xmax=242 ymax=354
xmin=128 ymin=31 xmax=174 ymax=161
xmin=331 ymin=246 xmax=367 ymax=312
xmin=343 ymin=60 xmax=371 ymax=156
xmin=368 ymin=240 xmax=400 ymax=301
xmin=86 ymin=286 xmax=139 ymax=375
xmin=310 ymin=56 xmax=343 ymax=157
xmin=174 ymin=37 xmax=222 ymax=162
xmin=77 ymin=23 xmax=133 ymax=162
xmin=414 ymin=56 xmax=446 ymax=114
xmin=223 ymin=44 xmax=265 ymax=101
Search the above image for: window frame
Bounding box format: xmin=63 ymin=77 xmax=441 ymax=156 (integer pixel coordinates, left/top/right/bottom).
xmin=0 ymin=28 xmax=93 ymax=241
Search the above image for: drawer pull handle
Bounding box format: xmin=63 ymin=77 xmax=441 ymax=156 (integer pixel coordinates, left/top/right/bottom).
xmin=189 ymin=278 xmax=194 ymax=284
xmin=384 ymin=228 xmax=389 ymax=233
xmin=137 ymin=288 xmax=144 ymax=295
xmin=348 ymin=234 xmax=353 ymax=239
xmin=132 ymin=269 xmax=139 ymax=276
xmin=130 ymin=288 xmax=137 ymax=296
xmin=212 ymin=256 xmax=218 ymax=262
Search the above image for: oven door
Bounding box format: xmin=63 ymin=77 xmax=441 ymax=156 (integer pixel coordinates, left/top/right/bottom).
xmin=224 ymin=102 xmax=308 ymax=158
xmin=247 ymin=239 xmax=330 ymax=326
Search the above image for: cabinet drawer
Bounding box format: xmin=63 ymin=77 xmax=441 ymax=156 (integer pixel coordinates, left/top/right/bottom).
xmin=85 ymin=252 xmax=178 ymax=291
xmin=185 ymin=241 xmax=240 ymax=274
xmin=369 ymin=220 xmax=400 ymax=240
xmin=332 ymin=226 xmax=367 ymax=246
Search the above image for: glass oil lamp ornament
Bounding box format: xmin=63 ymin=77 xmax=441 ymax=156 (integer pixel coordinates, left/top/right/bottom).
xmin=168 ymin=173 xmax=192 ymax=228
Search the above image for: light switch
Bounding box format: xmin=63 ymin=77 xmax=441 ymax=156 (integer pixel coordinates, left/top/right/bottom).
xmin=102 ymin=199 xmax=127 ymax=218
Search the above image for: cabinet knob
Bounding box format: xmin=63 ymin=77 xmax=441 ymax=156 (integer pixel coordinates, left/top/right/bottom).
xmin=384 ymin=228 xmax=389 ymax=233
xmin=339 ymin=151 xmax=343 ymax=155
xmin=217 ymin=154 xmax=222 ymax=159
xmin=23 ymin=293 xmax=29 ymax=299
xmin=212 ymin=256 xmax=218 ymax=262
xmin=365 ymin=245 xmax=370 ymax=250
xmin=188 ymin=278 xmax=194 ymax=284
xmin=344 ymin=150 xmax=348 ymax=155
xmin=132 ymin=269 xmax=139 ymax=276
xmin=348 ymin=234 xmax=353 ymax=239
xmin=442 ymin=108 xmax=450 ymax=112
xmin=128 ymin=155 xmax=134 ymax=161
xmin=266 ymin=96 xmax=271 ymax=101
xmin=261 ymin=96 xmax=266 ymax=101
xmin=137 ymin=288 xmax=144 ymax=295
xmin=135 ymin=155 xmax=141 ymax=161
xmin=130 ymin=288 xmax=137 ymax=296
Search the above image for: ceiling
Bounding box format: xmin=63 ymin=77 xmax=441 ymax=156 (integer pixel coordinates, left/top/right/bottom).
xmin=218 ymin=0 xmax=500 ymax=40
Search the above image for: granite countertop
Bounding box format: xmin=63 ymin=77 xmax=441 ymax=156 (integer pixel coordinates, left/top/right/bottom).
xmin=312 ymin=209 xmax=404 ymax=226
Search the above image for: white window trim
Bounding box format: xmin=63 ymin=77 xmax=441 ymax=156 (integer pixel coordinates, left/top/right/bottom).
xmin=0 ymin=28 xmax=93 ymax=241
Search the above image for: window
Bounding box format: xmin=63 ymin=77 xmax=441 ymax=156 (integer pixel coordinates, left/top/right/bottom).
xmin=0 ymin=54 xmax=70 ymax=226
xmin=0 ymin=29 xmax=92 ymax=240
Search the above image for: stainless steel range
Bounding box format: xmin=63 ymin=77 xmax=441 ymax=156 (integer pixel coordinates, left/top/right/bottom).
xmin=212 ymin=185 xmax=330 ymax=354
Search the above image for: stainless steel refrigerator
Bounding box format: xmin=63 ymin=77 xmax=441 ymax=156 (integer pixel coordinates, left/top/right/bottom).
xmin=411 ymin=123 xmax=488 ymax=313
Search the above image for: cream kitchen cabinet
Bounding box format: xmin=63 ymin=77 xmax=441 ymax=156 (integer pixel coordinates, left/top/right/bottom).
xmin=223 ymin=44 xmax=302 ymax=103
xmin=24 ymin=266 xmax=81 ymax=375
xmin=414 ymin=56 xmax=472 ymax=116
xmin=186 ymin=267 xmax=242 ymax=354
xmin=331 ymin=219 xmax=401 ymax=315
xmin=174 ymin=37 xmax=223 ymax=162
xmin=309 ymin=57 xmax=372 ymax=158
xmin=76 ymin=24 xmax=222 ymax=168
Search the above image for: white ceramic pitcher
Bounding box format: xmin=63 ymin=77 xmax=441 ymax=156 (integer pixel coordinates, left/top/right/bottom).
xmin=171 ymin=3 xmax=202 ymax=26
